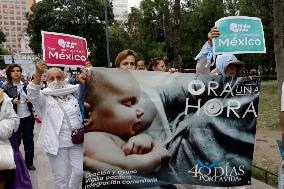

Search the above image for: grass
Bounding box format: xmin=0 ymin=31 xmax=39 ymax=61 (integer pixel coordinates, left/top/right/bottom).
xmin=257 ymin=80 xmax=280 ymax=129
xmin=252 ymin=80 xmax=280 ymax=187
xmin=252 ymin=166 xmax=278 ymax=188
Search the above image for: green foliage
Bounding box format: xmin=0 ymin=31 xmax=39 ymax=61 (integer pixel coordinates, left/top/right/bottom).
xmin=127 ymin=0 xmax=166 ymax=62
xmin=0 ymin=47 xmax=9 ymax=69
xmin=181 ymin=0 xmax=225 ymax=68
xmin=0 ymin=29 xmax=5 ymax=44
xmin=257 ymin=80 xmax=279 ymax=129
xmin=26 ymin=0 xmax=114 ymax=67
xmin=238 ymin=0 xmax=274 ymax=74
xmin=108 ymin=23 xmax=131 ymax=65
xmin=125 ymin=0 xmax=275 ymax=70
xmin=0 ymin=29 xmax=8 ymax=68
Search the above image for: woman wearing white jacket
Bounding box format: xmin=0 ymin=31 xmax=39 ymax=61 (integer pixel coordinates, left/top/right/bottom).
xmin=0 ymin=89 xmax=19 ymax=141
xmin=27 ymin=60 xmax=84 ymax=189
xmin=0 ymin=89 xmax=20 ymax=188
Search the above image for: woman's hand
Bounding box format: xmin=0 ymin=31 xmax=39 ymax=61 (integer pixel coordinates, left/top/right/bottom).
xmin=208 ymin=26 xmax=220 ymax=46
xmin=33 ymin=60 xmax=46 ymax=85
xmin=12 ymin=97 xmax=20 ymax=105
xmin=168 ymin=67 xmax=178 ymax=74
xmin=35 ymin=60 xmax=47 ymax=76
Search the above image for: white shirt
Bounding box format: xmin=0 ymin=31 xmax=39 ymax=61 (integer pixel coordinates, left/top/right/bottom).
xmin=15 ymin=82 xmax=31 ymax=119
xmin=58 ymin=94 xmax=82 ymax=148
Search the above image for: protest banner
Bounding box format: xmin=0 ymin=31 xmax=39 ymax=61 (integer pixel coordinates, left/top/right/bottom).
xmin=41 ymin=31 xmax=88 ymax=67
xmin=83 ymin=68 xmax=260 ymax=188
xmin=213 ymin=16 xmax=266 ymax=54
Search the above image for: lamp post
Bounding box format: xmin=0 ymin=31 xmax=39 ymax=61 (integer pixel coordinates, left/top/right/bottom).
xmin=11 ymin=48 xmax=15 ymax=64
xmin=104 ymin=0 xmax=111 ymax=68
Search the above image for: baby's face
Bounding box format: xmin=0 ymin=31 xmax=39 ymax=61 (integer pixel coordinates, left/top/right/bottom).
xmin=89 ymin=74 xmax=144 ymax=137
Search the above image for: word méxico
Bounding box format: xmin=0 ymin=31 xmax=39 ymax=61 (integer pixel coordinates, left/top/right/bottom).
xmin=218 ymin=37 xmax=262 ymax=47
xmin=48 ymin=51 xmax=87 ymax=61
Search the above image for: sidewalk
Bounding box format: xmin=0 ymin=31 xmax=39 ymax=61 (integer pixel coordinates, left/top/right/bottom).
xmin=20 ymin=123 xmax=54 ymax=189
xmin=25 ymin=124 xmax=276 ymax=189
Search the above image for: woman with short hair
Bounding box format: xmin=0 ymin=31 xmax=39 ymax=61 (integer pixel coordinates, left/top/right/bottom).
xmin=2 ymin=64 xmax=36 ymax=171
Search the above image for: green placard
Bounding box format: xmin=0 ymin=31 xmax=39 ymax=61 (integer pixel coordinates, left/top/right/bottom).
xmin=213 ymin=16 xmax=266 ymax=54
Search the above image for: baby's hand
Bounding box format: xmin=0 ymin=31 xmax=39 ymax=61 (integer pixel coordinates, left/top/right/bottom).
xmin=122 ymin=134 xmax=153 ymax=155
xmin=152 ymin=143 xmax=172 ymax=162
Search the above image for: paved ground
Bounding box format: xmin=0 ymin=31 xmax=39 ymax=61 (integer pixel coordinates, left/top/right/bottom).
xmin=21 ymin=124 xmax=276 ymax=189
xmin=20 ymin=123 xmax=53 ymax=189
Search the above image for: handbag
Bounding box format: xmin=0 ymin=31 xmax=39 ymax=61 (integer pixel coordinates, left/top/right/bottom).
xmin=9 ymin=131 xmax=33 ymax=189
xmin=55 ymin=97 xmax=84 ymax=144
xmin=0 ymin=143 xmax=15 ymax=170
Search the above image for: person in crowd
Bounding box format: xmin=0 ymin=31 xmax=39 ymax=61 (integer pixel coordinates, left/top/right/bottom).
xmin=0 ymin=89 xmax=20 ymax=188
xmin=2 ymin=64 xmax=36 ymax=171
xmin=27 ymin=60 xmax=84 ymax=189
xmin=68 ymin=74 xmax=77 ymax=85
xmin=195 ymin=26 xmax=220 ymax=74
xmin=115 ymin=49 xmax=138 ymax=70
xmin=147 ymin=57 xmax=177 ymax=73
xmin=0 ymin=73 xmax=6 ymax=88
xmin=195 ymin=26 xmax=248 ymax=79
xmin=147 ymin=57 xmax=167 ymax=72
xmin=213 ymin=54 xmax=244 ymax=77
xmin=136 ymin=60 xmax=146 ymax=70
xmin=85 ymin=59 xmax=92 ymax=68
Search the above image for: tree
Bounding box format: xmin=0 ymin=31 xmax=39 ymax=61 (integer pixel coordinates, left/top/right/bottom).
xmin=127 ymin=0 xmax=168 ymax=62
xmin=173 ymin=0 xmax=182 ymax=70
xmin=0 ymin=29 xmax=8 ymax=68
xmin=0 ymin=30 xmax=5 ymax=44
xmin=26 ymin=0 xmax=114 ymax=67
xmin=238 ymin=0 xmax=274 ymax=74
xmin=180 ymin=0 xmax=225 ymax=68
xmin=108 ymin=23 xmax=131 ymax=65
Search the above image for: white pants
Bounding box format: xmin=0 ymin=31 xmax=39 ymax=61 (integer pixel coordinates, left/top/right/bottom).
xmin=47 ymin=144 xmax=83 ymax=189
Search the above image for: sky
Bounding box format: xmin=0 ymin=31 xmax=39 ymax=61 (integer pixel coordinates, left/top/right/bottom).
xmin=128 ymin=0 xmax=142 ymax=11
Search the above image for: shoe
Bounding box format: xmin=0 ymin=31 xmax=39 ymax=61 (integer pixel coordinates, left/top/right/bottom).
xmin=160 ymin=184 xmax=177 ymax=189
xmin=27 ymin=165 xmax=36 ymax=170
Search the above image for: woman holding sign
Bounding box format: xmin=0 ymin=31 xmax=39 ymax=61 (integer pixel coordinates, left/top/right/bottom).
xmin=27 ymin=60 xmax=85 ymax=189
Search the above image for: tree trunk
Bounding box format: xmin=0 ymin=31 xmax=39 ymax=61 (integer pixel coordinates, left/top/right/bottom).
xmin=273 ymin=0 xmax=284 ymax=145
xmin=173 ymin=0 xmax=182 ymax=70
xmin=164 ymin=0 xmax=170 ymax=60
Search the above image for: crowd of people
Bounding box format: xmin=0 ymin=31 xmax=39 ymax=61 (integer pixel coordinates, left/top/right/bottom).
xmin=0 ymin=26 xmax=256 ymax=189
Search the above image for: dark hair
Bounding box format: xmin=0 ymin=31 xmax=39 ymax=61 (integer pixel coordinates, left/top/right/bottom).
xmin=115 ymin=49 xmax=138 ymax=68
xmin=6 ymin=64 xmax=22 ymax=82
xmin=147 ymin=57 xmax=163 ymax=71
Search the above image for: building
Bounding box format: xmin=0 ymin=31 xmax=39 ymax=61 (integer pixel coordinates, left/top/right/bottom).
xmin=0 ymin=0 xmax=34 ymax=54
xmin=112 ymin=0 xmax=128 ymax=22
